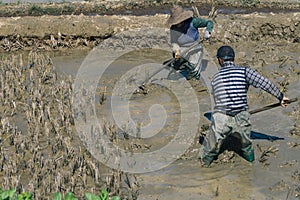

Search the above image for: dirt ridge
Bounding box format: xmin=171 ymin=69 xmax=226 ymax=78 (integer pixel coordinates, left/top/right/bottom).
xmin=0 ymin=11 xmax=299 ymax=52
xmin=0 ymin=0 xmax=299 ymax=17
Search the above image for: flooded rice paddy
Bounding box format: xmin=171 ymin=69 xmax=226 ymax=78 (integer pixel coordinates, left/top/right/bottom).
xmin=0 ymin=3 xmax=300 ymax=199
xmin=51 ymin=45 xmax=300 ymax=199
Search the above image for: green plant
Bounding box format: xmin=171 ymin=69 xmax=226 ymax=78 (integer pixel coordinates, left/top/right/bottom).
xmin=0 ymin=188 xmax=32 ymax=200
xmin=0 ymin=188 xmax=16 ymax=200
xmin=52 ymin=192 xmax=78 ymax=200
xmin=0 ymin=188 xmax=120 ymax=200
xmin=17 ymin=192 xmax=32 ymax=200
xmin=52 ymin=189 xmax=120 ymax=200
xmin=85 ymin=188 xmax=120 ymax=200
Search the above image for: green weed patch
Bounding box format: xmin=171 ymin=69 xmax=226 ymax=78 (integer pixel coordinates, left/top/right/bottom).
xmin=0 ymin=188 xmax=120 ymax=200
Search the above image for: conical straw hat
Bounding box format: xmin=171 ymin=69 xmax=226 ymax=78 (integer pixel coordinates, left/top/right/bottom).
xmin=166 ymin=5 xmax=194 ymax=27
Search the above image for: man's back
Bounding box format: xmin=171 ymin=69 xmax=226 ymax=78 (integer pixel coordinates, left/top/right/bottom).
xmin=211 ymin=61 xmax=248 ymax=116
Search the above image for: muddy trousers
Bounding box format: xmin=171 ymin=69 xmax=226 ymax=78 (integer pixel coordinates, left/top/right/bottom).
xmin=179 ymin=43 xmax=203 ymax=80
xmin=200 ymin=111 xmax=254 ymax=166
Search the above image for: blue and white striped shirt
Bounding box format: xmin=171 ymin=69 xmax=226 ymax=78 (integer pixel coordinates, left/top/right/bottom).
xmin=212 ymin=61 xmax=283 ymax=116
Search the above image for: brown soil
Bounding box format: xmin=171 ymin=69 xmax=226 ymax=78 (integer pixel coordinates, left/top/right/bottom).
xmin=0 ymin=0 xmax=300 ymax=199
xmin=0 ymin=0 xmax=299 ymax=52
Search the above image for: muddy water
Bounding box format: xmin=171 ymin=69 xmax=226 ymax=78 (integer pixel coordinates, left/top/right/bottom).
xmin=52 ymin=45 xmax=300 ymax=199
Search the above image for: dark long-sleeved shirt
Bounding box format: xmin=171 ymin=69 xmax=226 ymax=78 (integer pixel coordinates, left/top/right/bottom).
xmin=170 ymin=17 xmax=214 ymax=46
xmin=212 ymin=61 xmax=283 ymax=116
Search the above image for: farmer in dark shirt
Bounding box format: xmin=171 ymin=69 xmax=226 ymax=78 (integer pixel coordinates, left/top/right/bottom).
xmin=166 ymin=5 xmax=214 ymax=80
xmin=199 ymin=45 xmax=290 ymax=167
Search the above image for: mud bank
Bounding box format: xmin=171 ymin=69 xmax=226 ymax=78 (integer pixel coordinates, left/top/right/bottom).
xmin=0 ymin=11 xmax=299 ymax=52
xmin=0 ymin=0 xmax=299 ymax=17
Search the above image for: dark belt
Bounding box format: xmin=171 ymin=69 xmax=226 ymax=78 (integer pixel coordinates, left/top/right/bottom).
xmin=215 ymin=110 xmax=244 ymax=117
xmin=226 ymin=111 xmax=239 ymax=117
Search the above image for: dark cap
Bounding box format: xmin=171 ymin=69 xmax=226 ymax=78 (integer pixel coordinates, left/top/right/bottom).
xmin=216 ymin=46 xmax=235 ymax=60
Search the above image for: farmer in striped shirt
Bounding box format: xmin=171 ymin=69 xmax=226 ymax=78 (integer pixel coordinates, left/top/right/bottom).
xmin=199 ymin=45 xmax=289 ymax=167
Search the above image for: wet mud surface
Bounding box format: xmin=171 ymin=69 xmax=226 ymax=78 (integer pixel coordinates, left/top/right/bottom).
xmin=0 ymin=1 xmax=300 ymax=199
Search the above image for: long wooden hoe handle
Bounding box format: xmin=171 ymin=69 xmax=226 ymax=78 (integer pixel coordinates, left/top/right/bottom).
xmin=139 ymin=38 xmax=205 ymax=88
xmin=249 ymin=97 xmax=298 ymax=115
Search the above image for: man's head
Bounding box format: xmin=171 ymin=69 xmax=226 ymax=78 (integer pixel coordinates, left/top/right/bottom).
xmin=216 ymin=46 xmax=235 ymax=65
